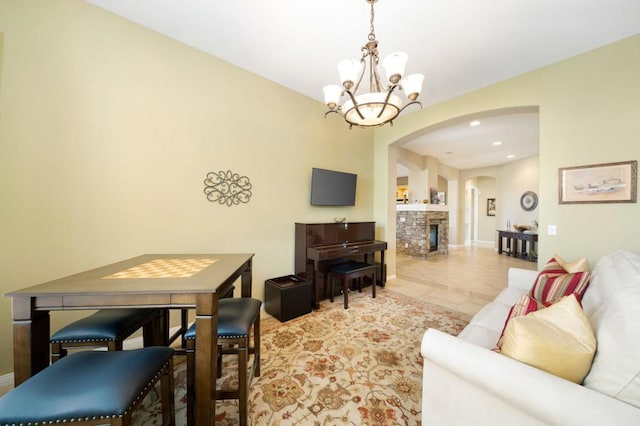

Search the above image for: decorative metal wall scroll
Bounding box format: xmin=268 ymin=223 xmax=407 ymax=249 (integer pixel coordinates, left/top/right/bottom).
xmin=204 ymin=170 xmax=252 ymax=206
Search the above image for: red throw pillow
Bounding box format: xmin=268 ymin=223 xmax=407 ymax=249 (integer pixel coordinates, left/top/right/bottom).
xmin=529 ymin=257 xmax=591 ymax=304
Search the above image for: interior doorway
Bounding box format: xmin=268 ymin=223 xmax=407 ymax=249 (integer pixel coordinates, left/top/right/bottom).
xmin=465 ymin=184 xmax=479 ymax=244
xmin=390 ymin=106 xmax=539 ymax=278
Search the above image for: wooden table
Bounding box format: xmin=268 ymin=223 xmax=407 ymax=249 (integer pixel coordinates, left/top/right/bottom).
xmin=497 ymin=230 xmax=538 ymax=262
xmin=5 ymin=253 xmax=254 ymax=426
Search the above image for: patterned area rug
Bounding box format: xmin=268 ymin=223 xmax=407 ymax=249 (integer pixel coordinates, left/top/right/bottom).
xmin=133 ymin=288 xmax=471 ymax=425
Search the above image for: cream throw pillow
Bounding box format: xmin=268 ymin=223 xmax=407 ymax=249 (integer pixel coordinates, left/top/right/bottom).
xmin=501 ymin=294 xmax=596 ymax=383
xmin=555 ymin=254 xmax=590 ymax=273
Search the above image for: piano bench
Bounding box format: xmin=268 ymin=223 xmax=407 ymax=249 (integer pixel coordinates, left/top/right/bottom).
xmin=329 ymin=261 xmax=376 ymax=309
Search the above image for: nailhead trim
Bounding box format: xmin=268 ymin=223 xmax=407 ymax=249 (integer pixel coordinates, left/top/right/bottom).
xmin=0 ymin=359 xmax=171 ymax=426
xmin=51 ymin=312 xmax=158 ymax=344
xmin=185 ymin=333 xmax=247 ymax=340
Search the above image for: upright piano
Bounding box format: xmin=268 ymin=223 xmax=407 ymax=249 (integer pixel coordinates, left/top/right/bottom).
xmin=295 ymin=222 xmax=387 ymax=309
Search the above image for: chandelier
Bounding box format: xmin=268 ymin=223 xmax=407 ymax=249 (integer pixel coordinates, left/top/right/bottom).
xmin=323 ymin=0 xmax=424 ymax=129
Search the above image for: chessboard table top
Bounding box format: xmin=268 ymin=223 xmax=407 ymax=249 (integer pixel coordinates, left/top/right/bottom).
xmin=6 ymin=253 xmax=254 ymax=298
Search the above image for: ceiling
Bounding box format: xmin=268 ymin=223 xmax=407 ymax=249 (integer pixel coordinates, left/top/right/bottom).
xmin=85 ymin=0 xmax=640 ymax=173
xmin=398 ymin=111 xmax=539 ymax=171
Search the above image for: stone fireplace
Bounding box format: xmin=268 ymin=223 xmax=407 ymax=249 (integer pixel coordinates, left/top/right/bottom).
xmin=396 ymin=205 xmax=449 ymax=258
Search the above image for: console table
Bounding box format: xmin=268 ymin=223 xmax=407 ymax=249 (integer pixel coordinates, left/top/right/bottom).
xmin=497 ymin=230 xmax=538 ymax=262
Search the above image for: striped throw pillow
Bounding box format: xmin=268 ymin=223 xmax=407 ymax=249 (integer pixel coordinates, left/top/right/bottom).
xmin=529 ymin=257 xmax=591 ymax=304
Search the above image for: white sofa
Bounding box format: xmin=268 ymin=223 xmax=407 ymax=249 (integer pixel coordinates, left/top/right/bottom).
xmin=420 ymin=249 xmax=640 ymax=425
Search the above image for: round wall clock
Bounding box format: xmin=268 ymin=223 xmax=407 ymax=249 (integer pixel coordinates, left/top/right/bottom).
xmin=520 ymin=191 xmax=538 ymax=211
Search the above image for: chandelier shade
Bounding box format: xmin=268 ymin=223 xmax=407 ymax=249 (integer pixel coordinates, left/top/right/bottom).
xmin=338 ymin=59 xmax=362 ymax=89
xmin=402 ymin=73 xmax=425 ymax=101
xmin=323 ymin=84 xmax=343 ymax=110
xmin=381 ymin=52 xmax=408 ymax=84
xmin=323 ymin=0 xmax=424 ymax=129
xmin=342 ymin=92 xmax=403 ymax=127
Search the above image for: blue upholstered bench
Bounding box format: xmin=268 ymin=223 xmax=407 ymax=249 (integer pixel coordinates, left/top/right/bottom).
xmin=0 ymin=346 xmax=175 ymax=426
xmin=183 ymin=297 xmax=261 ymax=426
xmin=329 ymin=261 xmax=377 ymax=309
xmin=50 ymin=308 xmax=162 ymax=362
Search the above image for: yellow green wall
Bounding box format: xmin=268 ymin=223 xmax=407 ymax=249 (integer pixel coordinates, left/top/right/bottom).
xmin=1 ymin=0 xmax=639 ymax=377
xmin=0 ymin=0 xmax=373 ymax=374
xmin=375 ymin=35 xmax=640 ymax=276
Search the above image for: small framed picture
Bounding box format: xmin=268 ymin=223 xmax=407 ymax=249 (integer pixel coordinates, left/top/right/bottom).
xmin=559 ymin=160 xmax=637 ymax=204
xmin=487 ymin=198 xmax=496 ymax=216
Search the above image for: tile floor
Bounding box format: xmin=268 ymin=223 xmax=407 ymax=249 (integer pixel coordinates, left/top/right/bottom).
xmin=388 ymin=243 xmax=537 ymax=316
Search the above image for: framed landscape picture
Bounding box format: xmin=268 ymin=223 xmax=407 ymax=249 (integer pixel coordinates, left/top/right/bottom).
xmin=559 ymin=160 xmax=637 ymax=204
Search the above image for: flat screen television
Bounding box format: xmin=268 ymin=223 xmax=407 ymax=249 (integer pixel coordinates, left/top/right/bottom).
xmin=310 ymin=167 xmax=357 ymax=206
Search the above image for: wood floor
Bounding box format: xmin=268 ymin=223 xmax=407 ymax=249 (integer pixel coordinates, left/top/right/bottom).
xmin=388 ymin=243 xmax=537 ymax=316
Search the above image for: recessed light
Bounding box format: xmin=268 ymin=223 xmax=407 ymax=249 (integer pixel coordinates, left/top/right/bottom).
xmin=507 ymin=154 xmax=515 ymax=159
xmin=470 ymin=120 xmax=481 ymax=127
xmin=492 ymin=141 xmax=502 ymax=146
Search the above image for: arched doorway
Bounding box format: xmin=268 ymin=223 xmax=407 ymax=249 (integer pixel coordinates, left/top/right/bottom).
xmin=386 ymin=106 xmax=539 ymax=279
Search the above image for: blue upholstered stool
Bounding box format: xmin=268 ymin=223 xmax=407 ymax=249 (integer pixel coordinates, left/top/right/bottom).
xmin=173 ymin=285 xmax=236 ymax=348
xmin=51 ymin=308 xmax=162 ymax=362
xmin=184 ymin=297 xmax=261 ymax=426
xmin=329 ymin=261 xmax=377 ymax=309
xmin=0 ymin=346 xmax=175 ymax=426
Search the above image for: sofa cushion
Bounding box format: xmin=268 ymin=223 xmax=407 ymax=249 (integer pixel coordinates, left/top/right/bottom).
xmin=582 ymin=249 xmax=640 ymax=318
xmin=501 ymin=294 xmax=596 ymax=384
xmin=494 ymin=286 xmax=531 ymax=306
xmin=458 ymin=287 xmax=525 ymax=349
xmin=583 ymin=277 xmax=640 ymax=408
xmin=529 ymin=256 xmax=590 ymax=304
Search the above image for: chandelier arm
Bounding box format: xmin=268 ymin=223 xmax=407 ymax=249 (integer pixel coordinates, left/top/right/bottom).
xmin=350 ymin=57 xmax=367 ymax=95
xmin=371 ymin=46 xmax=385 ymax=92
xmin=324 ymin=110 xmax=341 ymax=119
xmin=375 ymin=84 xmax=399 ymax=119
xmin=373 ymin=67 xmax=385 ymax=93
xmin=398 ymin=100 xmax=423 ymax=114
xmin=345 ymin=90 xmax=367 ymax=121
xmin=367 ymin=48 xmax=376 ymax=93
